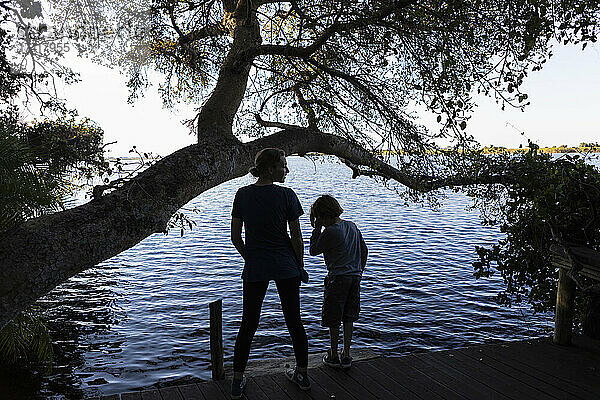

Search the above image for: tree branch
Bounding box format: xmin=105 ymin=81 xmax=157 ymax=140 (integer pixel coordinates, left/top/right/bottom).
xmin=178 ymin=22 xmax=229 ymax=45
xmin=255 ymin=0 xmax=417 ymax=57
xmin=251 ymin=128 xmax=515 ymax=191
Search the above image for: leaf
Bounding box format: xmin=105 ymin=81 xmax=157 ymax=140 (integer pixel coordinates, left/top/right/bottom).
xmin=459 ymin=121 xmax=467 ymax=130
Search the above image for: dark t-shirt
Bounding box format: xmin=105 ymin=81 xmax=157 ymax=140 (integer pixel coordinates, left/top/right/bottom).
xmin=232 ymin=184 xmax=304 ymax=282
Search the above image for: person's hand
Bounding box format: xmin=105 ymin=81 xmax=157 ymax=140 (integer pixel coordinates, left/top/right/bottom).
xmin=314 ymin=218 xmax=323 ymax=231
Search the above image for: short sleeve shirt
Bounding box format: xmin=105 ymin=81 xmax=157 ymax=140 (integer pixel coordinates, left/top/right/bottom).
xmin=232 ymin=184 xmax=304 ymax=282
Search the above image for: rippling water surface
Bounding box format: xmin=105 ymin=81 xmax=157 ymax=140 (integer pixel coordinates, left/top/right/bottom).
xmin=29 ymin=157 xmax=555 ymax=398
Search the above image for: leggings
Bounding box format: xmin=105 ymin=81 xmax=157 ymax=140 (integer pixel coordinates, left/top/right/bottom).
xmin=233 ymin=277 xmax=308 ymax=373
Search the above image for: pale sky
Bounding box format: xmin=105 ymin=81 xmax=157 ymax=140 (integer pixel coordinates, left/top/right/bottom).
xmin=57 ymin=43 xmax=600 ymax=157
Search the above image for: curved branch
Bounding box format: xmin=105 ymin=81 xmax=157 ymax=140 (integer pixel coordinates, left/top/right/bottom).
xmin=252 ymin=128 xmax=514 ymax=191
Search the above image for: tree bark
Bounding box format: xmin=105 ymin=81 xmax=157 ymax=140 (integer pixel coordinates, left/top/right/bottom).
xmin=195 ymin=6 xmax=260 ymax=140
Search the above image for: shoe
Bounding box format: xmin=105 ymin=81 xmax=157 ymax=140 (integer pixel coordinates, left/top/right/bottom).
xmin=230 ymin=375 xmax=247 ymax=399
xmin=322 ymin=349 xmax=340 ymax=368
xmin=285 ymin=368 xmax=311 ymax=390
xmin=340 ymin=354 xmax=353 ymax=369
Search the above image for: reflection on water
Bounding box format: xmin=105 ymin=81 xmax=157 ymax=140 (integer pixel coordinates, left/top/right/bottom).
xmin=22 ymin=157 xmax=555 ymax=398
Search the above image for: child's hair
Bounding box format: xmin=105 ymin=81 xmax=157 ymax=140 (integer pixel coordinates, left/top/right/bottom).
xmin=249 ymin=148 xmax=285 ymax=177
xmin=311 ymin=195 xmax=343 ymax=219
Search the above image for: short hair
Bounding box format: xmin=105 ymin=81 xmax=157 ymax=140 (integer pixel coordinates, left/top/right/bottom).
xmin=249 ymin=148 xmax=285 ymax=177
xmin=311 ymin=195 xmax=343 ymax=219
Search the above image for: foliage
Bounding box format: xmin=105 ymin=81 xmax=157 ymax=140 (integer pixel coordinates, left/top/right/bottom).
xmin=8 ymin=1 xmax=599 ymax=157
xmin=0 ymin=108 xmax=108 ymax=232
xmin=0 ymin=14 xmax=108 ymax=367
xmin=471 ymin=145 xmax=600 ymax=317
xmin=0 ymin=309 xmax=52 ymax=369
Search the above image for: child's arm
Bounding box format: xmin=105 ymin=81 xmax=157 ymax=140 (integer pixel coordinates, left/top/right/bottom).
xmin=359 ymin=230 xmax=368 ymax=271
xmin=309 ymin=225 xmax=331 ymax=256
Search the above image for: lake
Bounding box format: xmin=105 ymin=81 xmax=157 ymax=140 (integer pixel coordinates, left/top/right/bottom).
xmin=26 ymin=156 xmax=555 ymax=398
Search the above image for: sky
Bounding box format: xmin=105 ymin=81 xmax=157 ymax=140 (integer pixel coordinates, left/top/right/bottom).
xmin=54 ymin=43 xmax=600 ymax=157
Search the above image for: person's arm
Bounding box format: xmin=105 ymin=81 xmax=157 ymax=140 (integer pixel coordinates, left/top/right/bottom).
xmin=230 ymin=217 xmax=245 ymax=260
xmin=359 ymin=230 xmax=368 ymax=271
xmin=310 ymin=222 xmax=332 ymax=256
xmin=288 ymin=218 xmax=304 ymax=269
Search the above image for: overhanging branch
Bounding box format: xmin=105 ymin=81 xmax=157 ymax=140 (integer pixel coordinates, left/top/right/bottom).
xmin=250 ymin=127 xmax=515 ymax=192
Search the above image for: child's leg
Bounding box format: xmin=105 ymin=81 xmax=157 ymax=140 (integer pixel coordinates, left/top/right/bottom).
xmin=342 ymin=321 xmax=353 ymax=357
xmin=329 ymin=326 xmax=340 ymax=357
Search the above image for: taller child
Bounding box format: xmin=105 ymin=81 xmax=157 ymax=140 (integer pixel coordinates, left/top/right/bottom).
xmin=230 ymin=148 xmax=310 ymax=399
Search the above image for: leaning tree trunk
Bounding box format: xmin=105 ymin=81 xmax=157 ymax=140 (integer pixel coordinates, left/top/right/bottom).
xmin=0 ymin=136 xmax=252 ymax=329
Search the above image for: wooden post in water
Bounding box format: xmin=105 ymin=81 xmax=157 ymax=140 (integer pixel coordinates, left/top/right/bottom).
xmin=554 ymin=268 xmax=576 ymax=345
xmin=209 ymin=299 xmax=225 ymax=380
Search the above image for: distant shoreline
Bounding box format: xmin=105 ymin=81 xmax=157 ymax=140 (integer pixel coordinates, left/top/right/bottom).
xmin=106 ymin=146 xmax=600 ymax=161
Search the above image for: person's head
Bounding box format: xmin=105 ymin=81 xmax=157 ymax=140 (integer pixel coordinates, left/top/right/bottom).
xmin=249 ymin=148 xmax=288 ymax=182
xmin=310 ymin=195 xmax=343 ymax=227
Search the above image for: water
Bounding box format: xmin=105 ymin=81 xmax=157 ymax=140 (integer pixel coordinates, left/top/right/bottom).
xmin=24 ymin=157 xmax=555 ymax=398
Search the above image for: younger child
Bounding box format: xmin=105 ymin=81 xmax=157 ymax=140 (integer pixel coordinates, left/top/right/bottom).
xmin=309 ymin=195 xmax=368 ymax=369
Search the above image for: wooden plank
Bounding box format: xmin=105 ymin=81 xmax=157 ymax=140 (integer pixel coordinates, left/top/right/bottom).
xmin=121 ymin=392 xmax=141 ymax=400
xmin=352 ymin=360 xmax=421 ymax=400
xmin=551 ymin=245 xmax=600 ymax=274
xmin=407 ymin=353 xmax=511 ymax=400
xmin=268 ymin=371 xmax=331 ymax=400
xmin=480 ymin=344 xmax=599 ymax=400
xmin=306 ymin=367 xmax=358 ymax=400
xmin=441 ymin=348 xmax=554 ymax=400
xmin=573 ymin=334 xmax=600 ymax=353
xmin=252 ymin=374 xmax=293 ymax=400
xmin=460 ymin=346 xmax=582 ymax=400
xmin=159 ymin=386 xmax=184 ymax=400
xmin=319 ymin=365 xmax=378 ymax=399
xmin=545 ymin=337 xmax=600 ymax=363
xmin=214 ymin=379 xmax=236 ymax=399
xmin=210 ymin=300 xmax=225 ymax=380
xmin=340 ymin=360 xmax=405 ymax=399
xmin=370 ymin=357 xmax=462 ymax=400
xmin=140 ymin=389 xmax=162 ymax=400
xmin=177 ymin=383 xmax=206 ymax=400
xmin=244 ymin=377 xmax=271 ymax=400
xmin=197 ymin=381 xmax=229 ymax=400
xmin=419 ymin=351 xmax=517 ymax=400
xmin=510 ymin=341 xmax=600 ymax=392
xmin=551 ymin=257 xmax=600 ymax=281
xmin=506 ymin=340 xmax=600 ymax=377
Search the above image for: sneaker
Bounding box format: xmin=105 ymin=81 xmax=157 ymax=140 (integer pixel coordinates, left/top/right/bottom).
xmin=340 ymin=354 xmax=353 ymax=369
xmin=285 ymin=368 xmax=311 ymax=390
xmin=322 ymin=349 xmax=341 ymax=368
xmin=230 ymin=375 xmax=247 ymax=399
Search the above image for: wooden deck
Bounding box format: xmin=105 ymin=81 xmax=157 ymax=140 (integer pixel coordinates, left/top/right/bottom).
xmin=100 ymin=336 xmax=600 ymax=400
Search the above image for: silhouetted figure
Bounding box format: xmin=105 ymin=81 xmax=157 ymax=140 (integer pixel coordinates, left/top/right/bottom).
xmin=230 ymin=148 xmax=310 ymax=398
xmin=309 ymin=195 xmax=368 ymax=369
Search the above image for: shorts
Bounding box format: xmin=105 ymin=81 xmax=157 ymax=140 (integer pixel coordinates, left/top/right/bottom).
xmin=321 ymin=274 xmax=361 ymax=327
